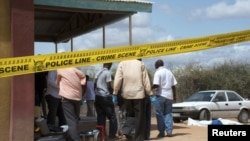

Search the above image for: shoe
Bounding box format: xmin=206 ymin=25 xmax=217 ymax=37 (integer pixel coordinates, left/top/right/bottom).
xmin=157 ymin=133 xmax=165 ymax=138
xmin=34 ymin=127 xmax=40 ymax=132
xmin=125 ymin=134 xmax=134 ymax=141
xmin=124 ymin=134 xmax=134 ymax=139
xmin=107 ymin=136 xmax=120 ymax=141
xmin=167 ymin=133 xmax=173 ymax=137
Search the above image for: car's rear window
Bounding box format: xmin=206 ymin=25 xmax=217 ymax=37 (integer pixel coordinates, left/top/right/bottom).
xmin=185 ymin=91 xmax=215 ymax=102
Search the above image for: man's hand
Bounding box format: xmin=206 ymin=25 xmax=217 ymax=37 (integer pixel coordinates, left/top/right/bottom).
xmin=112 ymin=95 xmax=118 ymax=105
xmin=150 ymin=95 xmax=157 ymax=104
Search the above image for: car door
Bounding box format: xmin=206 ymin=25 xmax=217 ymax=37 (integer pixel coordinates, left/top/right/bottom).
xmin=211 ymin=92 xmax=230 ymax=118
xmin=225 ymin=91 xmax=243 ymax=117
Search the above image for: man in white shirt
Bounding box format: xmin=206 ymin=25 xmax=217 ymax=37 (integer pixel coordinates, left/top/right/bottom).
xmin=152 ymin=59 xmax=177 ymax=138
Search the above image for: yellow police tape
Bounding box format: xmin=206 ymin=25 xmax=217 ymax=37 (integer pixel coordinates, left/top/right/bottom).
xmin=1 ymin=29 xmax=250 ymax=78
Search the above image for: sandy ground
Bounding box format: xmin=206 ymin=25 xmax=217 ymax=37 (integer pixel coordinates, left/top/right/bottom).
xmin=80 ymin=105 xmax=209 ymax=141
xmin=35 ymin=102 xmax=249 ymax=141
xmin=79 ymin=104 xmax=249 ymax=141
xmin=148 ymin=117 xmax=207 ymax=141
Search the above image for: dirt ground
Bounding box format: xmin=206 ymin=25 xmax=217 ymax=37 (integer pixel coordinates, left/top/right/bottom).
xmin=80 ymin=105 xmax=209 ymax=141
xmin=36 ymin=102 xmax=249 ymax=141
xmin=79 ymin=104 xmax=250 ymax=141
xmin=148 ymin=117 xmax=207 ymax=141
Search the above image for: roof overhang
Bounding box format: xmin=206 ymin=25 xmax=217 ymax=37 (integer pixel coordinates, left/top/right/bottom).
xmin=34 ymin=0 xmax=152 ymax=43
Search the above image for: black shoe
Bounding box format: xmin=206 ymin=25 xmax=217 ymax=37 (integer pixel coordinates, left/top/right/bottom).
xmin=157 ymin=133 xmax=165 ymax=138
xmin=107 ymin=136 xmax=120 ymax=141
xmin=125 ymin=134 xmax=134 ymax=139
xmin=124 ymin=134 xmax=134 ymax=141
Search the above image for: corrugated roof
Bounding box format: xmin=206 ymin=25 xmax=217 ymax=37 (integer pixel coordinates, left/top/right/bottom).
xmin=106 ymin=0 xmax=153 ymax=4
xmin=34 ymin=0 xmax=153 ymax=43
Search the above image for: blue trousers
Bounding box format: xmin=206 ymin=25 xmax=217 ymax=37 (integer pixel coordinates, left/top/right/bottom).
xmin=154 ymin=96 xmax=173 ymax=135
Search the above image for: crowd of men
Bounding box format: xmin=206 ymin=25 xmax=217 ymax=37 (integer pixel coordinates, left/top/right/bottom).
xmin=34 ymin=59 xmax=177 ymax=141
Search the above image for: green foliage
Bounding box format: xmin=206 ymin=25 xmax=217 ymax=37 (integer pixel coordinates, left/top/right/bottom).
xmin=101 ymin=60 xmax=250 ymax=102
xmin=173 ymin=60 xmax=250 ymax=102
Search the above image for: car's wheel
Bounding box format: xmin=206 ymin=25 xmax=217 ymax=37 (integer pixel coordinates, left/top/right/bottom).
xmin=199 ymin=109 xmax=210 ymax=121
xmin=238 ymin=109 xmax=249 ymax=123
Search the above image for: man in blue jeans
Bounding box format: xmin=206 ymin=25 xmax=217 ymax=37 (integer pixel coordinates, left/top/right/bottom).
xmin=152 ymin=59 xmax=177 ymax=138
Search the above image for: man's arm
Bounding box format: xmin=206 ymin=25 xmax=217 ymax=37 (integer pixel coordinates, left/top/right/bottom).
xmin=172 ymin=85 xmax=176 ymax=101
xmin=82 ymin=81 xmax=87 ymax=97
xmin=152 ymin=84 xmax=159 ymax=90
xmin=107 ymin=81 xmax=113 ymax=94
xmin=113 ymin=64 xmax=123 ymax=95
xmin=56 ymin=71 xmax=61 ymax=85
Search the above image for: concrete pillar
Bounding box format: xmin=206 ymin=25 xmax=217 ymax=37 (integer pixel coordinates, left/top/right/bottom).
xmin=0 ymin=0 xmax=11 ymax=140
xmin=0 ymin=0 xmax=35 ymax=140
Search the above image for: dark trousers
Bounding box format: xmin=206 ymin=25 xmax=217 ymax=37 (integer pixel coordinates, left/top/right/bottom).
xmin=95 ymin=95 xmax=118 ymax=138
xmin=144 ymin=96 xmax=151 ymax=140
xmin=46 ymin=95 xmax=66 ymax=127
xmin=122 ymin=98 xmax=146 ymax=141
xmin=35 ymin=90 xmax=47 ymax=117
xmin=61 ymin=98 xmax=82 ymax=141
xmin=86 ymin=100 xmax=96 ymax=117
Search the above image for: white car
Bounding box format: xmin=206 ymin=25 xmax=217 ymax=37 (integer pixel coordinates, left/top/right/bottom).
xmin=172 ymin=90 xmax=250 ymax=123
